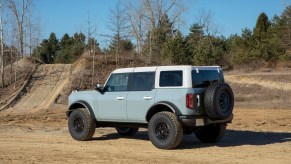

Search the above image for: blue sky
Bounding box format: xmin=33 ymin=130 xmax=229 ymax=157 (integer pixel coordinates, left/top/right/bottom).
xmin=35 ymin=0 xmax=289 ymax=47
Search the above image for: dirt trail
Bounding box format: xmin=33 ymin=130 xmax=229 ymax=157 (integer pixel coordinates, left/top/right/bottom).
xmin=225 ymin=74 xmax=291 ymax=91
xmin=5 ymin=64 xmax=71 ymax=113
xmin=0 ymin=107 xmax=290 ymax=163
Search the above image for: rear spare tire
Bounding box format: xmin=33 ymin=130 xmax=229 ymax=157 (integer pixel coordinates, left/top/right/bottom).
xmin=204 ymin=82 xmax=234 ymax=120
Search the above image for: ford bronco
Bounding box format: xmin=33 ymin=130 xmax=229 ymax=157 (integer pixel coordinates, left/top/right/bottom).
xmin=67 ymin=66 xmax=234 ymax=149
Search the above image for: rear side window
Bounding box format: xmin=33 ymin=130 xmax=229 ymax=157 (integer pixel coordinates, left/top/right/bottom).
xmin=192 ymin=70 xmax=224 ymax=88
xmin=129 ymin=72 xmax=155 ymax=91
xmin=159 ymin=71 xmax=183 ymax=87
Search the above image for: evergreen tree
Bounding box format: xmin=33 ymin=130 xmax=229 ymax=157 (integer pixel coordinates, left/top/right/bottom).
xmin=143 ymin=14 xmax=175 ymax=63
xmin=187 ymin=23 xmax=203 ymax=48
xmin=109 ymin=34 xmax=134 ymax=52
xmin=87 ymin=37 xmax=101 ymax=53
xmin=254 ymin=12 xmax=269 ymax=41
xmin=192 ymin=36 xmax=226 ymax=66
xmin=280 ymin=6 xmax=291 ymax=59
xmin=48 ymin=32 xmax=59 ymax=55
xmin=59 ymin=33 xmax=73 ymax=49
xmin=161 ymin=31 xmax=188 ymax=64
xmin=55 ymin=33 xmax=86 ymax=63
xmin=33 ymin=32 xmax=60 ymax=64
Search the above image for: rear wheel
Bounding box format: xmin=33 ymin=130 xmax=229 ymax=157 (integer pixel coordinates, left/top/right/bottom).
xmin=116 ymin=127 xmax=139 ymax=136
xmin=194 ymin=123 xmax=226 ymax=143
xmin=68 ymin=108 xmax=96 ymax=141
xmin=148 ymin=112 xmax=183 ymax=149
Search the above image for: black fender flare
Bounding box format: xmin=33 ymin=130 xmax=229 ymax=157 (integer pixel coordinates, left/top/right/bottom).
xmin=67 ymin=101 xmax=97 ymax=121
xmin=145 ymin=101 xmax=182 ymax=122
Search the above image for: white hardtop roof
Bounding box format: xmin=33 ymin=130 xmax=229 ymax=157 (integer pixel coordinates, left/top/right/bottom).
xmin=112 ymin=65 xmax=222 ymax=74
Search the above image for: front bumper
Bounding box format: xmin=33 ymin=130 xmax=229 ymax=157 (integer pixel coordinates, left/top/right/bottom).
xmin=178 ymin=114 xmax=233 ymax=127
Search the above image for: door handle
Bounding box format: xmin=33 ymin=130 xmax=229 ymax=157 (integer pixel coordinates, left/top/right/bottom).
xmin=116 ymin=96 xmax=124 ymax=100
xmin=197 ymin=95 xmax=200 ymax=107
xmin=143 ymin=96 xmax=152 ymax=100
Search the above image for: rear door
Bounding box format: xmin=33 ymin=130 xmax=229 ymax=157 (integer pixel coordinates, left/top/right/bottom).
xmin=126 ymin=72 xmax=156 ymax=122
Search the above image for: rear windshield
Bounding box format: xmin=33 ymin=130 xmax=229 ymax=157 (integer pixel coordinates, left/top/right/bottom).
xmin=191 ymin=70 xmax=224 ymax=88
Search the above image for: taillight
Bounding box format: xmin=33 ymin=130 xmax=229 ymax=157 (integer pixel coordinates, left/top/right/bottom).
xmin=186 ymin=94 xmax=194 ymax=109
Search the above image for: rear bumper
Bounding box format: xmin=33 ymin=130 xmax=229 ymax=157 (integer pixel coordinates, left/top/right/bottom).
xmin=178 ymin=114 xmax=233 ymax=127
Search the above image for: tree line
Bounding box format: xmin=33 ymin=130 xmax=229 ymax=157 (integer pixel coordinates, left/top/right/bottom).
xmin=35 ymin=1 xmax=291 ymax=70
xmin=1 ymin=0 xmax=291 ymax=88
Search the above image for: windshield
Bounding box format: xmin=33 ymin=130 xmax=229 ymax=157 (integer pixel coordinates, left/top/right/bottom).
xmin=191 ymin=70 xmax=224 ymax=88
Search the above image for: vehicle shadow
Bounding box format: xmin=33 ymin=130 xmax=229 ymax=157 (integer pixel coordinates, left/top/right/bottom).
xmin=92 ymin=129 xmax=291 ymax=149
xmin=92 ymin=131 xmax=149 ymax=141
xmin=178 ymin=129 xmax=291 ymax=149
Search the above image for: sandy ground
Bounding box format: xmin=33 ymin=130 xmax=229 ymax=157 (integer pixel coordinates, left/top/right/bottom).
xmin=0 ymin=65 xmax=290 ymax=163
xmin=0 ymin=106 xmax=290 ymax=164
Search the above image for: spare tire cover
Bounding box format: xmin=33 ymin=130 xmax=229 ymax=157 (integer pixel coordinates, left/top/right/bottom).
xmin=204 ymin=82 xmax=234 ymax=120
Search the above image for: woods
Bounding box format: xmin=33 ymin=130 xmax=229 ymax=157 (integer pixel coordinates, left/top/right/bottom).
xmin=33 ymin=1 xmax=291 ymax=69
xmin=0 ymin=0 xmax=291 ymax=88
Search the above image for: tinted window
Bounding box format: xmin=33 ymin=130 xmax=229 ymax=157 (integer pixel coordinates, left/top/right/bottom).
xmin=129 ymin=72 xmax=155 ymax=91
xmin=192 ymin=70 xmax=224 ymax=88
xmin=106 ymin=73 xmax=129 ymax=92
xmin=160 ymin=71 xmax=183 ymax=87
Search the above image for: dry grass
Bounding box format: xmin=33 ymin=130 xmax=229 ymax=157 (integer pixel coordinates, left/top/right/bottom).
xmin=226 ymin=74 xmax=291 ymax=110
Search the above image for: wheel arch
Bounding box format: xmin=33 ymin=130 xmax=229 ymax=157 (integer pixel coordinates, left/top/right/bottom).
xmin=67 ymin=101 xmax=97 ymax=121
xmin=145 ymin=101 xmax=181 ymax=122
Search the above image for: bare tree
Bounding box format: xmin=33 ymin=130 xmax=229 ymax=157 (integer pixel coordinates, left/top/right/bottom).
xmin=107 ymin=0 xmax=129 ymax=68
xmin=125 ymin=1 xmax=146 ymax=55
xmin=195 ymin=10 xmax=221 ymax=37
xmin=23 ymin=10 xmax=41 ymax=57
xmin=6 ymin=0 xmax=33 ymax=57
xmin=0 ymin=1 xmax=4 ymax=88
xmin=86 ymin=14 xmax=98 ymax=85
xmin=127 ymin=0 xmax=186 ymax=64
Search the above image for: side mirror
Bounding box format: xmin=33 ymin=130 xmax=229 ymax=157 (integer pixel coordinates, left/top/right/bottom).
xmin=95 ymin=83 xmax=102 ymax=92
xmin=96 ymin=83 xmax=100 ymax=89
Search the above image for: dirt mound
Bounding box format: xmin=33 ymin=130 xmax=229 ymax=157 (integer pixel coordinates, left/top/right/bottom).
xmin=0 ymin=58 xmax=37 ymax=110
xmin=4 ymin=64 xmax=71 ymax=113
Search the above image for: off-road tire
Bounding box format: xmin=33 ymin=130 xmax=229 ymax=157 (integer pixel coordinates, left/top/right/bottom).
xmin=148 ymin=112 xmax=183 ymax=149
xmin=116 ymin=127 xmax=139 ymax=136
xmin=194 ymin=123 xmax=226 ymax=143
xmin=68 ymin=108 xmax=96 ymax=141
xmin=204 ymin=82 xmax=234 ymax=119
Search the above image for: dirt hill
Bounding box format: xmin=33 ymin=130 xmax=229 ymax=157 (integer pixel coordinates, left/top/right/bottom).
xmin=4 ymin=64 xmax=71 ymax=113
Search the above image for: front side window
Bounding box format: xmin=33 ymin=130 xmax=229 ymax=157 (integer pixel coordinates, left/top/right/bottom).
xmin=105 ymin=73 xmax=129 ymax=92
xmin=159 ymin=71 xmax=183 ymax=87
xmin=129 ymin=72 xmax=155 ymax=91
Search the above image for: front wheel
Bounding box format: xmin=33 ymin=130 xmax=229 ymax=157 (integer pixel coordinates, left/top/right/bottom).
xmin=116 ymin=127 xmax=139 ymax=136
xmin=68 ymin=108 xmax=96 ymax=141
xmin=148 ymin=112 xmax=183 ymax=149
xmin=194 ymin=123 xmax=226 ymax=143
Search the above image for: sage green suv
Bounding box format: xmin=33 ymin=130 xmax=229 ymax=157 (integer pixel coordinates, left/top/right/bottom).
xmin=67 ymin=66 xmax=234 ymax=149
